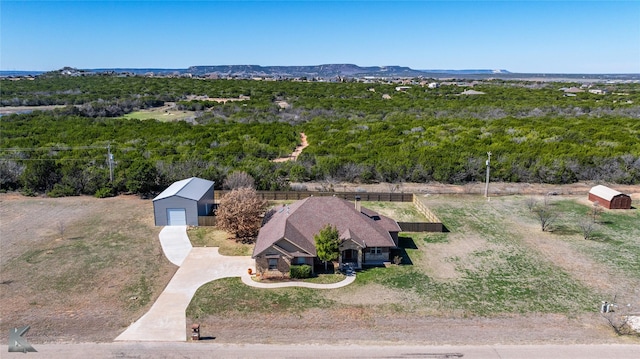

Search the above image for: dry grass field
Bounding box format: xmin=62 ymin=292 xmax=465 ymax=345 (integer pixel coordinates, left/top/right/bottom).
xmin=0 ymin=194 xmax=176 ymax=343
xmin=1 ymin=187 xmax=639 ymax=345
xmin=121 ymin=103 xmax=197 ymax=122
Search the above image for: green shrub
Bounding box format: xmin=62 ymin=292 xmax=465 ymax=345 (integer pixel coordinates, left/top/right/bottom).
xmin=290 ymin=264 xmax=312 ymax=279
xmin=47 ymin=184 xmax=77 ymax=198
xmin=21 ymin=188 xmax=36 ymax=197
xmin=94 ymin=186 xmax=116 ymax=198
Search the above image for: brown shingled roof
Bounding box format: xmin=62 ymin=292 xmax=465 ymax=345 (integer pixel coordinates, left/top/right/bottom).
xmin=252 ymin=196 xmax=399 ymax=258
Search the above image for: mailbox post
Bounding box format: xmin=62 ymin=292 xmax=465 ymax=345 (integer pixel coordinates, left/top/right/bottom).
xmin=191 ymin=324 xmax=200 ymax=341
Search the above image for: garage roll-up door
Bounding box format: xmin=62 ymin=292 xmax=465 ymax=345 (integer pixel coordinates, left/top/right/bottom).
xmin=167 ymin=208 xmax=187 ymax=226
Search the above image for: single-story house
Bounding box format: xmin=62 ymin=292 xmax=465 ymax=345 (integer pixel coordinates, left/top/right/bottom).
xmin=588 ymin=185 xmax=632 ymax=209
xmin=153 ymin=177 xmax=215 ymax=226
xmin=252 ymin=196 xmax=401 ymax=276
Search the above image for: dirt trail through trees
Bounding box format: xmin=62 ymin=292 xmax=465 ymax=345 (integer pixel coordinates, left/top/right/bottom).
xmin=272 ymin=132 xmax=308 ymax=162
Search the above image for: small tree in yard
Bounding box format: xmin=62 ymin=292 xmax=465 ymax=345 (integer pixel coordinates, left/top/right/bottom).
xmin=524 ymin=197 xmax=538 ymax=212
xmin=533 ymin=203 xmax=558 ymax=232
xmin=578 ymin=217 xmax=598 ymax=240
xmin=216 ymin=187 xmax=267 ymax=240
xmin=314 ymin=224 xmax=340 ymax=271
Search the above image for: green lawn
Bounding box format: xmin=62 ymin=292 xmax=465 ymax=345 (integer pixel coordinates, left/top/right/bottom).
xmin=187 ymin=278 xmax=336 ymax=319
xmin=187 ymin=196 xmax=640 ymax=318
xmin=187 ymin=227 xmax=253 ymax=256
xmin=552 ymin=200 xmax=640 ymax=279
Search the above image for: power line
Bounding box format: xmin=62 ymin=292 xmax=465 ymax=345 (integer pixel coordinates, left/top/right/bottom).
xmin=0 ymin=145 xmax=107 ymax=152
xmin=0 ymin=158 xmax=104 ymax=161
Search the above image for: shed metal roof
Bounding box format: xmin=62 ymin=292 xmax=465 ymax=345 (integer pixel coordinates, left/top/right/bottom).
xmin=589 ymin=185 xmax=624 ymax=201
xmin=153 ymin=177 xmax=214 ymax=202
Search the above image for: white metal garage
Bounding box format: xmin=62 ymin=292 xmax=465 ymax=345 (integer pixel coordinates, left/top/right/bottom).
xmin=152 ymin=177 xmax=215 ymax=226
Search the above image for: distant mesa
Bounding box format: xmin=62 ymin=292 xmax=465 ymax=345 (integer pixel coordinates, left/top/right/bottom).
xmin=0 ymin=64 xmax=512 ymax=80
xmin=4 ymin=65 xmax=639 ymax=81
xmin=185 ymin=64 xmax=511 ymax=78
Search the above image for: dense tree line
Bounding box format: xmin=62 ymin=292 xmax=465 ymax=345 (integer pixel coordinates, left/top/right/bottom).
xmin=1 ymin=76 xmax=639 ymax=196
xmin=0 ymin=111 xmax=298 ymax=195
xmin=298 ymin=115 xmax=640 ymax=184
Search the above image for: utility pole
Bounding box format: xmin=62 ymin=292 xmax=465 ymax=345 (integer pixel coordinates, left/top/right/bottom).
xmin=484 ymin=151 xmax=491 ymax=198
xmin=107 ymin=143 xmax=114 ymax=183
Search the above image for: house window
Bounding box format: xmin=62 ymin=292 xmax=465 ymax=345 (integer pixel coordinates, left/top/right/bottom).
xmin=268 ymin=258 xmax=278 ymax=270
xmin=294 ymin=257 xmax=306 ymax=265
xmin=369 ymin=247 xmax=382 ymax=255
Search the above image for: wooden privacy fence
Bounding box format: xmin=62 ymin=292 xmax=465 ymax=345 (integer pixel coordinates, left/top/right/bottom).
xmin=412 ymin=195 xmax=441 ymax=223
xmin=398 ymin=222 xmax=443 ymax=232
xmin=198 ymin=216 xmax=217 ymax=226
xmin=203 ymin=191 xmax=443 ymax=232
xmin=218 ymin=190 xmax=413 ymax=202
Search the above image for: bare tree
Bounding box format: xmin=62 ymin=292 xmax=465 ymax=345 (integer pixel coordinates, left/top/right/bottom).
xmin=601 ymin=301 xmax=639 ymax=337
xmin=337 ymin=162 xmax=365 ymax=182
xmin=533 ymin=204 xmax=558 ymax=232
xmin=319 ymin=176 xmax=338 ymax=192
xmin=223 ymin=171 xmax=255 ymax=190
xmin=387 ymin=182 xmax=402 ymax=193
xmin=577 ymin=218 xmax=598 ymax=240
xmin=524 ymin=197 xmax=538 ymax=212
xmin=216 ymin=188 xmax=267 ymax=240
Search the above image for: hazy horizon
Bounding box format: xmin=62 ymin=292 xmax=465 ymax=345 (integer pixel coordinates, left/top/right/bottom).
xmin=2 ymin=65 xmax=639 ymax=76
xmin=2 ymin=1 xmax=639 ymax=74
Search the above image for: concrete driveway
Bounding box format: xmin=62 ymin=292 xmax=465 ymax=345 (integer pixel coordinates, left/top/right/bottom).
xmin=116 ymin=226 xmax=354 ymax=342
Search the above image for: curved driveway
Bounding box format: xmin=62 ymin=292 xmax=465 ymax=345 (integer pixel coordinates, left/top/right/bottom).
xmin=116 ymin=226 xmax=354 ymax=342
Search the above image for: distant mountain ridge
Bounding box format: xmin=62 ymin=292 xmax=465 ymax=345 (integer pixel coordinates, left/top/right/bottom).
xmin=186 ymin=64 xmax=510 ymax=78
xmin=4 ymin=65 xmax=639 ymax=81
xmin=2 ymin=65 xmax=512 ymax=79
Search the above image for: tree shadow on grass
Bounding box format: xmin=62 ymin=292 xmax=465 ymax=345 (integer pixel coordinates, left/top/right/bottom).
xmin=586 ymin=234 xmax=622 ymax=245
xmin=550 ymin=224 xmax=580 ymax=236
xmin=392 ymin=236 xmax=416 ymax=265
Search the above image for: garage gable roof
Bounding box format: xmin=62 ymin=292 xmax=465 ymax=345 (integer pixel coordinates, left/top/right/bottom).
xmin=153 ymin=177 xmax=214 ymax=202
xmin=589 ymin=185 xmax=624 ymax=201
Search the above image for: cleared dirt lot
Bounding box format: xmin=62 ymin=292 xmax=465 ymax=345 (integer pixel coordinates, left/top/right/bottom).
xmin=1 ymin=184 xmax=639 ymax=345
xmin=0 ymin=194 xmax=176 ymax=343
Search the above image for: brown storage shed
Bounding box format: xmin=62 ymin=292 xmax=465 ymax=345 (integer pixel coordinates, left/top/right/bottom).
xmin=588 ymin=185 xmax=632 ymax=209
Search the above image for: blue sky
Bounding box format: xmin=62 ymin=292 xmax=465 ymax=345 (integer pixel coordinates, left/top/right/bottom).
xmin=1 ymin=1 xmax=639 ymax=73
